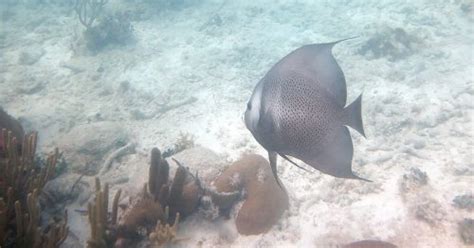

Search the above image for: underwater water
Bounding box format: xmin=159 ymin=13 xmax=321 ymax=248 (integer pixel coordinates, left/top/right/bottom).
xmin=0 ymin=0 xmax=473 ymax=247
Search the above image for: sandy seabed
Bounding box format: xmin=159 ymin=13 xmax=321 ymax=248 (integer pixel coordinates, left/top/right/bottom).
xmin=0 ymin=0 xmax=473 ymax=247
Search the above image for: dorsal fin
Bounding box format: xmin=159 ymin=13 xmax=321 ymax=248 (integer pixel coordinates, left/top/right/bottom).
xmin=274 ymin=37 xmax=357 ymax=107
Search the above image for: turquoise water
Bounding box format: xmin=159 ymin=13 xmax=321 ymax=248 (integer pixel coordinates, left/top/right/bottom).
xmin=0 ymin=1 xmax=472 ymax=247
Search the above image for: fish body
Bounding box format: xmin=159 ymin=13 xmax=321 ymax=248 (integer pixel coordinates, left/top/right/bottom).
xmin=245 ymin=39 xmax=367 ymax=185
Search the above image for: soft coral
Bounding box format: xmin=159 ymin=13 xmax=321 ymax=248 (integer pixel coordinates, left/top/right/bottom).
xmin=0 ymin=107 xmax=24 ymax=155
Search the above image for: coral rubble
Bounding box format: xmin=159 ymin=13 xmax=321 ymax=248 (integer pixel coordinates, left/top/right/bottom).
xmin=210 ymin=154 xmax=289 ymax=235
xmin=399 ymin=167 xmax=446 ymax=226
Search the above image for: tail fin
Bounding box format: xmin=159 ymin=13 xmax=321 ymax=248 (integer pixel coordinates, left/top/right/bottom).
xmin=344 ymin=94 xmax=365 ymax=138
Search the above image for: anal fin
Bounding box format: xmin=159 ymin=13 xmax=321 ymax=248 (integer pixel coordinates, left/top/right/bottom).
xmin=303 ymin=126 xmax=370 ymax=181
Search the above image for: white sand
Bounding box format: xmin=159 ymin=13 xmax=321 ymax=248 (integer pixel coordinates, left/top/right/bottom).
xmin=0 ymin=0 xmax=472 ymax=247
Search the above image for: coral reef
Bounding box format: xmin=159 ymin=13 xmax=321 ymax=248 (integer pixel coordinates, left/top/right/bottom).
xmin=0 ymin=108 xmax=24 ymax=155
xmin=149 ymin=209 xmax=182 ymax=247
xmin=118 ymin=194 xmax=164 ymax=238
xmin=83 ymin=12 xmax=134 ymax=52
xmin=0 ymin=129 xmax=68 ymax=247
xmin=75 ymin=0 xmax=133 ymax=51
xmin=111 ymin=147 xmax=202 ymax=246
xmin=75 ymin=0 xmax=108 ymax=29
xmin=86 ymin=177 xmax=121 ymax=248
xmin=167 ymin=158 xmax=202 ymax=218
xmin=148 ymin=148 xmax=170 ymax=202
xmin=210 ymin=154 xmax=289 ymax=235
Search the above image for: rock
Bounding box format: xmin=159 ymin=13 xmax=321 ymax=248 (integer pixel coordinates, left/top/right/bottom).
xmin=56 ymin=122 xmax=129 ymax=174
xmin=453 ymin=194 xmax=474 ymax=210
xmin=18 ymin=49 xmax=45 ymax=65
xmin=16 ymin=82 xmax=45 ymax=95
xmin=459 ymin=218 xmax=474 ymax=245
xmin=169 ymin=146 xmax=225 ymax=184
xmin=211 ymin=154 xmax=289 ymax=235
xmin=40 ymin=173 xmax=86 ymax=209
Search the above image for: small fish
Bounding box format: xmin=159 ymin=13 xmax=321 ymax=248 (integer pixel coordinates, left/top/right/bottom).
xmin=244 ymin=38 xmax=368 ymax=186
xmin=343 ymin=240 xmax=397 ymax=248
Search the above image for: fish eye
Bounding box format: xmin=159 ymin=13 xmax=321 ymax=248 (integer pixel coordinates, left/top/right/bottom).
xmin=247 ymin=102 xmax=252 ymax=110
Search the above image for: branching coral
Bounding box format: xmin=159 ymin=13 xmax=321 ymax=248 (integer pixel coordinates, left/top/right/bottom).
xmin=74 ymin=0 xmax=108 ymax=29
xmin=0 ymin=108 xmax=24 ymax=156
xmin=87 ymin=177 xmax=121 ymax=248
xmin=0 ymin=128 xmax=68 ymax=247
xmin=149 ymin=208 xmax=181 ymax=247
xmin=146 ymin=148 xmax=201 ymax=219
xmin=75 ymin=0 xmax=133 ymax=51
xmin=115 ymin=147 xmax=202 ymax=246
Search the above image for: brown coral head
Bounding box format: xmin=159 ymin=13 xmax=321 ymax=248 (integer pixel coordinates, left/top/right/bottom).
xmin=148 ymin=147 xmax=169 ymax=199
xmin=119 ymin=196 xmax=165 ymax=236
xmin=168 ymin=159 xmax=203 ymax=218
xmin=212 ymin=154 xmax=289 ymax=235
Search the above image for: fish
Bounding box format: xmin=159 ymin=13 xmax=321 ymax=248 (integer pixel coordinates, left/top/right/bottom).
xmin=343 ymin=240 xmax=397 ymax=248
xmin=244 ymin=38 xmax=368 ymax=187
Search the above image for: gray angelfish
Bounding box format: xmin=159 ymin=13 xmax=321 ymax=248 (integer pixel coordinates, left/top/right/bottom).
xmin=244 ymin=38 xmax=368 ymax=187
